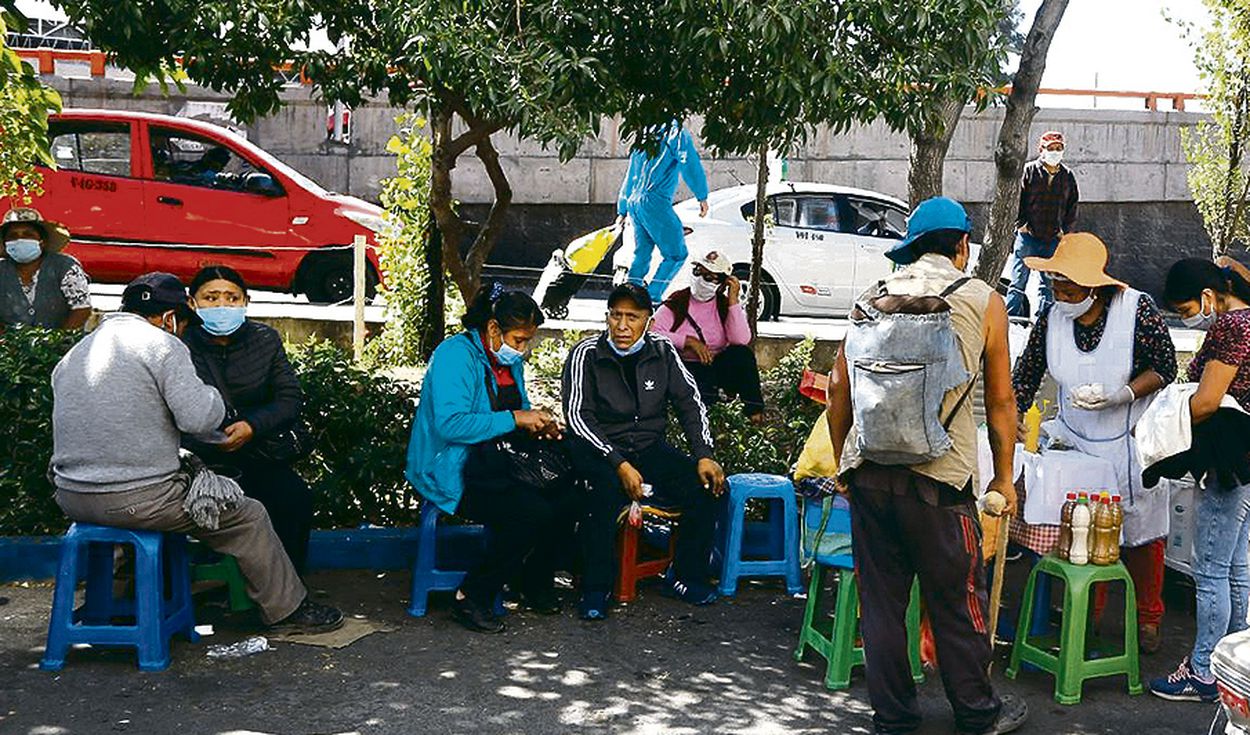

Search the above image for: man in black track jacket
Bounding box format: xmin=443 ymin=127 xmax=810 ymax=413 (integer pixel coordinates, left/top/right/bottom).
xmin=562 ymin=283 xmax=726 ymax=621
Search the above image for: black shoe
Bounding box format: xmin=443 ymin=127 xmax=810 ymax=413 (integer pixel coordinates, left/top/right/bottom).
xmin=959 ymin=694 xmax=1028 ymax=735
xmin=270 ymin=598 xmax=345 ymax=635
xmin=452 ymin=596 xmax=506 ymax=634
xmin=660 ymin=576 xmax=719 ymax=606
xmin=520 ymin=589 xmax=563 ymax=616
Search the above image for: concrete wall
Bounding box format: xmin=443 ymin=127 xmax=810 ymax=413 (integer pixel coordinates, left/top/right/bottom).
xmin=49 ymin=77 xmax=1212 ymax=298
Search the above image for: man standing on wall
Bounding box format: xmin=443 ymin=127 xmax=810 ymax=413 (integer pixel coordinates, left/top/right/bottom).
xmin=617 ymin=121 xmax=710 ymax=304
xmin=1007 ymin=130 xmax=1080 ymax=318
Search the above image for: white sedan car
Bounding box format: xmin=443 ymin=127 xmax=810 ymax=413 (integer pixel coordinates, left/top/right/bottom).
xmin=613 ymin=182 xmax=915 ymax=319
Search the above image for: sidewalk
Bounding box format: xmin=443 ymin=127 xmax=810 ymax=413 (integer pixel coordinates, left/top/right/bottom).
xmin=0 ymin=567 xmax=1215 ymax=734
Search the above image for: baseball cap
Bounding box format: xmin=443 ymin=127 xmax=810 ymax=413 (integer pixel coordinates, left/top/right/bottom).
xmin=692 ymin=250 xmax=732 ymax=277
xmin=607 ymin=282 xmax=653 ymax=314
xmin=886 ymin=197 xmax=973 ymax=265
xmin=121 ymin=272 xmax=202 ymax=325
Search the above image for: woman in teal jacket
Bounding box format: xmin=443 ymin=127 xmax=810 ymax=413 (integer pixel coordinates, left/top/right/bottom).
xmin=405 ymin=285 xmax=577 ymax=633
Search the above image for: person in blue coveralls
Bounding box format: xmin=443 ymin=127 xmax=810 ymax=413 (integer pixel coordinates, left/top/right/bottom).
xmin=617 ymin=121 xmax=710 ymax=303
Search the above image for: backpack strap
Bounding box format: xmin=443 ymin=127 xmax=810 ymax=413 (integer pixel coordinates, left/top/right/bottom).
xmin=940 ymin=276 xmax=973 ymax=299
xmin=941 ymin=374 xmax=978 ymax=430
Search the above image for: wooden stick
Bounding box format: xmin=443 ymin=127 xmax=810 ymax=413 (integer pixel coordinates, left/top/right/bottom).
xmin=987 ymin=508 xmax=1011 ymax=660
xmin=352 ymin=234 xmax=367 ymax=362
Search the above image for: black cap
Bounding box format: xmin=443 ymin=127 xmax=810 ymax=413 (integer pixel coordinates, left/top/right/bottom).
xmin=121 ymin=272 xmax=202 ymax=325
xmin=607 ymin=282 xmax=653 ymax=314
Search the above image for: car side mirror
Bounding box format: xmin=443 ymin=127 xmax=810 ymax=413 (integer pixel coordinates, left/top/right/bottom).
xmin=244 ymin=172 xmax=283 ymax=197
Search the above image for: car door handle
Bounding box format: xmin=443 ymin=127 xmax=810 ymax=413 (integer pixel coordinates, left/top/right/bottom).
xmin=157 ymin=196 xmax=183 ymax=206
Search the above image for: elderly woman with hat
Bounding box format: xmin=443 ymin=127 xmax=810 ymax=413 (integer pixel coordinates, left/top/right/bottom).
xmin=1011 ymin=232 xmax=1176 ymax=654
xmin=0 ymin=207 xmax=91 ymax=330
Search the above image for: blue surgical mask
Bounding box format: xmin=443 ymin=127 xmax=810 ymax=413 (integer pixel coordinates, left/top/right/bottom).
xmin=5 ymin=238 xmax=42 ymax=264
xmin=493 ymin=342 xmax=525 ymax=366
xmin=609 ymin=334 xmax=647 ymax=357
xmin=1182 ymin=293 xmax=1217 ymax=331
xmin=198 ymin=306 xmax=247 ymax=336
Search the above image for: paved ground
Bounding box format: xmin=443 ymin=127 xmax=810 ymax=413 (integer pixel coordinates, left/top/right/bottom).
xmin=0 ymin=564 xmax=1224 ymax=735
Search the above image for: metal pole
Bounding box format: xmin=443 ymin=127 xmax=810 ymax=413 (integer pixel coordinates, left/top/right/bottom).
xmin=353 ymin=234 xmax=366 ymax=362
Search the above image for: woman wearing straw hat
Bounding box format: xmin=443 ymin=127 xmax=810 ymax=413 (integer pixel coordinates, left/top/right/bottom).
xmin=0 ymin=207 xmax=91 ymax=330
xmin=1011 ymin=232 xmax=1176 ymax=654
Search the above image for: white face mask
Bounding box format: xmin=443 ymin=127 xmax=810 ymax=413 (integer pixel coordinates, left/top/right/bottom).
xmin=1181 ymin=292 xmax=1217 ymax=331
xmin=690 ymin=278 xmax=720 ymax=302
xmin=1041 ymin=149 xmax=1064 ymax=167
xmin=1051 ymin=294 xmax=1094 ymax=319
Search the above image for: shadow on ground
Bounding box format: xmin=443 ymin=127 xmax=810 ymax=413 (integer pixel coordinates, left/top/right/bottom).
xmin=0 ymin=565 xmax=1222 ymax=735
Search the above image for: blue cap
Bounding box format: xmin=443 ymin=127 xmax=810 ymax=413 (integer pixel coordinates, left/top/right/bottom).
xmin=886 ymin=197 xmax=973 ymax=265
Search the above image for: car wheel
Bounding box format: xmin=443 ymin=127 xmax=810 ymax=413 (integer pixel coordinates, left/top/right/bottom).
xmin=301 ymin=252 xmax=378 ymax=304
xmin=732 ymin=266 xmax=780 ymax=321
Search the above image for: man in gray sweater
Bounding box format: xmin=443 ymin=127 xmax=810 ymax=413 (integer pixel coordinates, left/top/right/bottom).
xmin=51 ymin=273 xmax=341 ymax=632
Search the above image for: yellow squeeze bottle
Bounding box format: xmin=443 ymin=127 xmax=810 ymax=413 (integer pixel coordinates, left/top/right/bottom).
xmin=1024 ymin=403 xmax=1043 ymax=453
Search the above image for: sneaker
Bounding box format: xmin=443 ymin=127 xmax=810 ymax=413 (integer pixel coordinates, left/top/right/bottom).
xmin=452 ymin=595 xmax=506 ymax=634
xmin=660 ymin=576 xmax=719 ymax=606
xmin=1149 ymin=657 xmax=1219 ymax=702
xmin=958 ymin=693 xmax=1028 ymax=735
xmin=520 ymin=588 xmax=563 ymax=616
xmin=579 ymin=591 xmax=611 ymax=622
xmin=270 ymin=598 xmax=344 ymax=635
xmin=1139 ymin=623 xmax=1162 ymax=655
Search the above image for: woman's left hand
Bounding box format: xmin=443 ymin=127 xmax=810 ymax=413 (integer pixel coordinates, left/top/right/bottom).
xmin=220 ymin=420 xmax=255 ymax=452
xmin=1073 ymin=384 xmax=1135 ymax=411
xmin=725 ymin=276 xmax=741 ymax=305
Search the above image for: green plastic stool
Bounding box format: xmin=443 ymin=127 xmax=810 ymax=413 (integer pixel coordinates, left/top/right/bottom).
xmin=794 ymin=564 xmax=925 ymax=690
xmin=192 ymin=555 xmax=254 ymax=613
xmin=1005 ymin=555 xmax=1142 ymax=704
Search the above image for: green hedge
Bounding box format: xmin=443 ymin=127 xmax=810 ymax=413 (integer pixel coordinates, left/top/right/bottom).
xmin=0 ymin=328 xmax=420 ymax=536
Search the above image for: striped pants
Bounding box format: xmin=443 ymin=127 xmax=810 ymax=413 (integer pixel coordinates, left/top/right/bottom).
xmin=848 ymin=464 xmax=1001 ymax=735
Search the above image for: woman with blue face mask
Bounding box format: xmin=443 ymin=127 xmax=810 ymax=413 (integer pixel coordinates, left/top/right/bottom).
xmin=182 ymin=265 xmax=316 ymax=574
xmin=405 ymin=282 xmax=579 ymax=633
xmin=1011 ymin=233 xmax=1176 ymax=655
xmin=0 ymin=207 xmax=92 ymax=330
xmin=1149 ymin=257 xmax=1250 ymax=702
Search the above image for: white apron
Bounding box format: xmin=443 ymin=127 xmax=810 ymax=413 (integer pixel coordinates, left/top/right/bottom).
xmin=1045 ymin=288 xmax=1170 ymax=547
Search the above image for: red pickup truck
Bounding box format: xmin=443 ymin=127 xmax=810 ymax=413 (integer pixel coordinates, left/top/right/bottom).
xmin=21 ymin=109 xmax=383 ymax=303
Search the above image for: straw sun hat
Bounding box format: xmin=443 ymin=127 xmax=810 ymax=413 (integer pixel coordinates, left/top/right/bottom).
xmin=1 ymin=207 xmax=71 ymax=253
xmin=1023 ymin=232 xmax=1125 ymax=289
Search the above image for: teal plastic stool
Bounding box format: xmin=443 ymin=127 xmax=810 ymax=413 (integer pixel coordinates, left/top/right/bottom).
xmin=1005 ymin=555 xmax=1142 ymax=704
xmin=718 ymin=473 xmax=802 ymax=596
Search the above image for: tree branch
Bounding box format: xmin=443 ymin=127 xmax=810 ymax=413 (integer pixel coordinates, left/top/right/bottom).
xmin=461 ymin=134 xmax=514 ymax=301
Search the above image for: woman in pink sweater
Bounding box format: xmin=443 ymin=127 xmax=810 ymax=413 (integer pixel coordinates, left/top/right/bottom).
xmin=651 ymin=251 xmax=765 ymax=421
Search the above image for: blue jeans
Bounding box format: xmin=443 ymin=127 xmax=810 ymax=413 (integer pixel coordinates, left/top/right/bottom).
xmin=1006 ymin=232 xmax=1058 ymax=318
xmin=1190 ymin=477 xmax=1250 ymax=678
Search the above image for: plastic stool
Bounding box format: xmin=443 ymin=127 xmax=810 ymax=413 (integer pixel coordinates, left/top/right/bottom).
xmin=795 ymin=563 xmax=925 ymax=690
xmin=42 ymin=523 xmax=199 ymax=672
xmin=718 ymin=473 xmax=802 ymax=596
xmin=193 ymin=554 xmax=254 ymax=613
xmin=407 ymin=501 xmax=501 ymax=617
xmin=1005 ymin=555 xmax=1142 ymax=704
xmin=616 ymin=506 xmax=681 ymax=603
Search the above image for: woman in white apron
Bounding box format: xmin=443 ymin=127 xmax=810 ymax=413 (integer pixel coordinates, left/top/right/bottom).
xmin=1011 ymin=233 xmax=1176 ymax=653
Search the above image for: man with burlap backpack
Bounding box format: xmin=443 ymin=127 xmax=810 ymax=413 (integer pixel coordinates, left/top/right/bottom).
xmin=825 ymin=197 xmax=1027 ymax=735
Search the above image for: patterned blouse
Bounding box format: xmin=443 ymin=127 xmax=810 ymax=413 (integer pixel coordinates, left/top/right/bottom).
xmin=20 ymin=261 xmax=92 ymax=310
xmin=1012 ymin=292 xmax=1178 ymax=413
xmin=1187 ymin=309 xmax=1250 ymax=411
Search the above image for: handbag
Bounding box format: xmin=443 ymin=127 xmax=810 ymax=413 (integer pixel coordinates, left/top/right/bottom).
xmin=468 ymin=363 xmax=572 ymax=490
xmin=200 ymin=349 xmax=315 ymax=464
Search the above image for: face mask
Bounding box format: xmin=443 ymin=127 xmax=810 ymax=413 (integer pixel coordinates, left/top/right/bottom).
xmin=198 ymin=306 xmax=247 ymax=337
xmin=609 ymin=334 xmax=647 ymax=357
xmin=690 ymin=278 xmax=720 ymax=302
xmin=1051 ymin=294 xmax=1094 ymax=319
xmin=492 ymin=342 xmax=525 ymax=366
xmin=1041 ymin=149 xmax=1064 ymax=167
xmin=5 ymin=238 xmax=42 ymax=264
xmin=1182 ymin=293 xmax=1217 ymax=331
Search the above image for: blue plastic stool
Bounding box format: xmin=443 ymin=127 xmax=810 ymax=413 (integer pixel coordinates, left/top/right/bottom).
xmin=407 ymin=501 xmax=504 ymax=617
xmin=718 ymin=473 xmax=802 ymax=596
xmin=42 ymin=523 xmax=199 ymax=672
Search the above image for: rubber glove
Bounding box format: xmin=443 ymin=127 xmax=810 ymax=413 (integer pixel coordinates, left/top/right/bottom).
xmin=1072 ymin=384 xmax=1135 ymax=411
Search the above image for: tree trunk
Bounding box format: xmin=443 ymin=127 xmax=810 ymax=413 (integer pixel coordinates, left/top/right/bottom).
xmin=908 ymin=96 xmax=966 ymax=209
xmin=426 ymin=101 xmax=510 ymax=302
xmin=420 ymin=216 xmax=445 ymax=360
xmin=974 ymin=0 xmax=1070 ymax=284
xmin=1216 ymin=72 xmax=1250 ymax=258
xmin=747 ymin=143 xmax=769 ymax=342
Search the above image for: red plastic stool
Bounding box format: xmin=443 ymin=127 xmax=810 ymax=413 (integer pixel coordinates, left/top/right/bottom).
xmin=615 ymin=506 xmax=681 ymax=602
